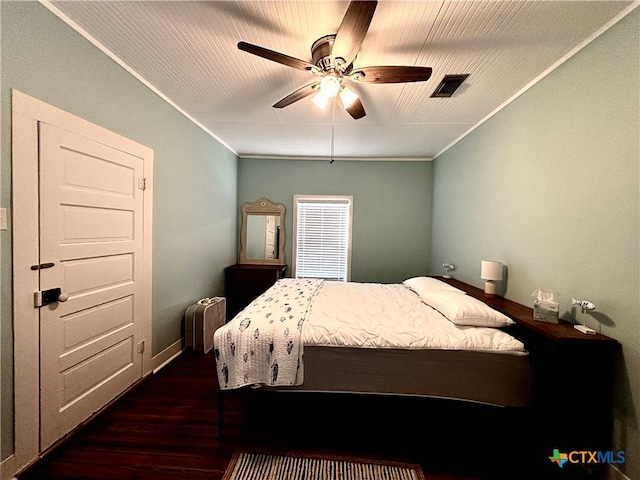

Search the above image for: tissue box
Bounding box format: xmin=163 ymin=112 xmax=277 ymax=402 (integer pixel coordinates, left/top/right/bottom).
xmin=532 ymin=289 xmax=559 ymax=324
xmin=533 ymin=300 xmax=559 ymax=324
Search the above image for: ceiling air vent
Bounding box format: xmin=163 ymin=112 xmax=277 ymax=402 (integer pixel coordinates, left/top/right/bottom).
xmin=430 ymin=74 xmax=469 ymax=98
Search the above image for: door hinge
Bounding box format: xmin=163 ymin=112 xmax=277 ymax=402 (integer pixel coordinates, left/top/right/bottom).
xmin=138 ymin=178 xmax=147 ymax=190
xmin=137 ymin=340 xmax=145 ymax=354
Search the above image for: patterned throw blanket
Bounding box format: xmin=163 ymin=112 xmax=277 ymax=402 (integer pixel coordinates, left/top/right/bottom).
xmin=213 ymin=278 xmax=323 ymax=390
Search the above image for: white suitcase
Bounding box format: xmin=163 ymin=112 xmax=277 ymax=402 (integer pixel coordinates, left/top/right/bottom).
xmin=185 ymin=297 xmax=225 ymax=354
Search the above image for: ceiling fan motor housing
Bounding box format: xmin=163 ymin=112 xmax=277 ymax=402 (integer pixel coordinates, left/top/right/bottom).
xmin=312 ymin=35 xmax=348 ymax=72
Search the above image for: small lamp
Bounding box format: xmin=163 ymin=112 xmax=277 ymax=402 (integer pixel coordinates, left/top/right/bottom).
xmin=481 ymin=260 xmax=503 ymax=298
xmin=442 ymin=263 xmax=455 ymax=279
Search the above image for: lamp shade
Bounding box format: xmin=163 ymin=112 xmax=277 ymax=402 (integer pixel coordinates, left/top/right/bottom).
xmin=311 ymin=91 xmax=329 ymax=110
xmin=339 ymin=85 xmax=358 ymax=108
xmin=320 ymin=74 xmax=341 ymax=97
xmin=481 ymin=260 xmax=503 ymax=281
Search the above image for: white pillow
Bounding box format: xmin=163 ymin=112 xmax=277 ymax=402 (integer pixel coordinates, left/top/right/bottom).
xmin=419 ymin=290 xmax=515 ymax=327
xmin=403 ymin=276 xmax=466 ymax=296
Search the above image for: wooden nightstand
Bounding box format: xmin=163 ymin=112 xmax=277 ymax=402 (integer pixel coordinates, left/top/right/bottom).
xmin=440 ymin=277 xmax=619 ymax=455
xmin=224 ymin=264 xmax=287 ymax=319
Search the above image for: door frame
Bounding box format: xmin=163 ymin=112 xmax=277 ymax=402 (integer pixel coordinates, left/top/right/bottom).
xmin=11 ymin=90 xmax=154 ymax=473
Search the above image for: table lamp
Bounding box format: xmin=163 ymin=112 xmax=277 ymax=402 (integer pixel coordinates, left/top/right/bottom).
xmin=481 ymin=260 xmax=502 ymax=298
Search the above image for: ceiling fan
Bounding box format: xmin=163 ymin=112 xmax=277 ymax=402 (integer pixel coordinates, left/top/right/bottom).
xmin=238 ymin=0 xmax=432 ymax=120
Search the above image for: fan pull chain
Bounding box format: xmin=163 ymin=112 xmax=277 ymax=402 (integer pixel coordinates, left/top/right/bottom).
xmin=330 ymin=100 xmax=336 ymax=164
xmin=330 ymin=124 xmax=335 ymax=164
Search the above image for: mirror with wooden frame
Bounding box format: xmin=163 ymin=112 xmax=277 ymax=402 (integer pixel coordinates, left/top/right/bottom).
xmin=239 ymin=198 xmax=286 ymax=265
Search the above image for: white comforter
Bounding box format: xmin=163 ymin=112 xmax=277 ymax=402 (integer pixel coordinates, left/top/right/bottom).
xmin=214 ymin=279 xmax=525 ymax=390
xmin=303 ymin=281 xmax=525 ymax=351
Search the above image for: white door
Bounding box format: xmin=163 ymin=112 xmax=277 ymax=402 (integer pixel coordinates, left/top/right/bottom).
xmin=264 ymin=215 xmax=276 ymax=259
xmin=38 ymin=124 xmax=145 ymax=450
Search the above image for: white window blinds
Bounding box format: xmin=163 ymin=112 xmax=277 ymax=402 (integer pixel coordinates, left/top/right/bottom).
xmin=293 ymin=195 xmax=352 ymax=282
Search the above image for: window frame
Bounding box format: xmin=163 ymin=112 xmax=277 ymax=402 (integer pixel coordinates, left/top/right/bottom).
xmin=292 ymin=194 xmax=353 ymax=282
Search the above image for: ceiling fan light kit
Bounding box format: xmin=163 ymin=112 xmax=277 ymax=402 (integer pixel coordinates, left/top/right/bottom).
xmin=338 ymin=86 xmax=359 ymax=109
xmin=312 ymin=85 xmax=358 ymax=111
xmin=311 ymin=90 xmax=329 ymax=110
xmin=237 ymin=0 xmax=433 ymax=121
xmin=320 ymin=74 xmax=341 ymax=97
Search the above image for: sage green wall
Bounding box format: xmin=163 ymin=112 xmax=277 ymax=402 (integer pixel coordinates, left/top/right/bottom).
xmin=430 ymin=9 xmax=639 ymax=479
xmin=0 ymin=1 xmax=237 ymax=461
xmin=238 ymin=158 xmax=432 ymax=283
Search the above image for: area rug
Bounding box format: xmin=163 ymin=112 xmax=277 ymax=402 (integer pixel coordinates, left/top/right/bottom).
xmin=222 ymin=450 xmax=425 ymax=480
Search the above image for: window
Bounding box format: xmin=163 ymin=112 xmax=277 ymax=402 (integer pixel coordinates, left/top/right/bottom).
xmin=293 ymin=195 xmax=353 ymax=282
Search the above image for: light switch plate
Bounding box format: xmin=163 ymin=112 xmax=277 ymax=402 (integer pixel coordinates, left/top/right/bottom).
xmin=0 ymin=208 xmax=7 ymax=230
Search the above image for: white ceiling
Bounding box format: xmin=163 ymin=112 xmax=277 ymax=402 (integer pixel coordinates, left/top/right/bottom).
xmin=44 ymin=0 xmax=637 ymax=160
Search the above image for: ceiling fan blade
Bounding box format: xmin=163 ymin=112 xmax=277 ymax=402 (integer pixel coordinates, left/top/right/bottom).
xmin=273 ymin=82 xmax=320 ymax=108
xmin=350 ymin=66 xmax=433 ymax=83
xmin=238 ymin=41 xmax=316 ymax=72
xmin=331 ymin=0 xmax=377 ymax=67
xmin=342 ymin=96 xmax=366 ymax=120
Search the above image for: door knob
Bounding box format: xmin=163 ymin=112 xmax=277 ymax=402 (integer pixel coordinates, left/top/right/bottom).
xmin=34 ymin=288 xmax=68 ymax=307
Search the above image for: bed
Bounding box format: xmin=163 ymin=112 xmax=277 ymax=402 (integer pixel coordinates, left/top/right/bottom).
xmin=213 ymin=276 xmax=531 ymax=409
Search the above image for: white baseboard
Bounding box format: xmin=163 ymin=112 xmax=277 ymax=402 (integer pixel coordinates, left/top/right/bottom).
xmin=151 ymin=339 xmax=183 ymax=374
xmin=1 ymin=453 xmax=17 ymax=480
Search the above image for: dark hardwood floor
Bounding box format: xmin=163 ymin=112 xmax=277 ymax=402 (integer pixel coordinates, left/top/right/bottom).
xmin=18 ymin=352 xmax=584 ymax=480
